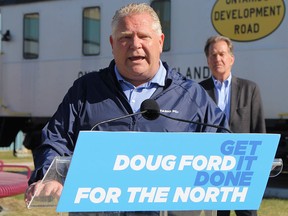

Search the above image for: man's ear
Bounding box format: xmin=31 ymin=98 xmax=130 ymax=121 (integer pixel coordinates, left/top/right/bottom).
xmin=230 ymin=54 xmax=235 ymax=66
xmin=159 ymin=33 xmax=165 ymax=53
xmin=109 ymin=35 xmax=114 ymax=48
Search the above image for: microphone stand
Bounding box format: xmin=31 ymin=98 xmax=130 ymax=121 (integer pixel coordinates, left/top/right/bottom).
xmin=91 ymin=110 xmax=147 ymax=131
xmin=159 ymin=113 xmax=232 ymax=133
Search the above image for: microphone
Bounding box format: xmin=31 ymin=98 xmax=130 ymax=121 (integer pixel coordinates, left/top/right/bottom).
xmin=140 ymin=99 xmax=160 ymax=120
xmin=140 ymin=99 xmax=232 ymax=133
xmin=91 ymin=100 xmax=160 ymax=131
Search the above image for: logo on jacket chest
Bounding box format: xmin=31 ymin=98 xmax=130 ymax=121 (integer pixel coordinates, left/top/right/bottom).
xmin=160 ymin=109 xmax=179 ymax=114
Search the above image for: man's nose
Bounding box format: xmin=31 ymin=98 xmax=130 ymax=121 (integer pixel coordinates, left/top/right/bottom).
xmin=130 ymin=36 xmax=142 ymax=49
xmin=214 ymin=54 xmax=222 ymax=62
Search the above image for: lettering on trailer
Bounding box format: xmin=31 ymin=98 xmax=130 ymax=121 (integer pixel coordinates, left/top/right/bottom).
xmin=78 ymin=67 xmax=211 ymax=81
xmin=211 ymin=0 xmax=286 ymax=41
xmin=173 ymin=66 xmax=211 ymax=81
xmin=78 ymin=71 xmax=91 ymax=78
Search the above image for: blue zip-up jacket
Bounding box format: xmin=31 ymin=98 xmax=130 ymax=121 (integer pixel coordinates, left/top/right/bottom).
xmin=30 ymin=60 xmax=229 ymax=184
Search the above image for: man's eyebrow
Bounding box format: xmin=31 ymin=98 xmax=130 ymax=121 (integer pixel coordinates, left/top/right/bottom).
xmin=120 ymin=31 xmax=133 ymax=35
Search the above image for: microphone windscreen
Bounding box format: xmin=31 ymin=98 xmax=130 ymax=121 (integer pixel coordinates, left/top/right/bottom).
xmin=140 ymin=99 xmax=160 ymax=120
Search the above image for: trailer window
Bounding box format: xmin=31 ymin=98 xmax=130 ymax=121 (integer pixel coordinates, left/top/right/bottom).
xmin=23 ymin=13 xmax=39 ymax=59
xmin=83 ymin=7 xmax=100 ymax=56
xmin=151 ymin=0 xmax=171 ymax=52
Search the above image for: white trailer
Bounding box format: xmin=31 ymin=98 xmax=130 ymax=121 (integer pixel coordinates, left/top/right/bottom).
xmin=0 ymin=0 xmax=287 ymax=163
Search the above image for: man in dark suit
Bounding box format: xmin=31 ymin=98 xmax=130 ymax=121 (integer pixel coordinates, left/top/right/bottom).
xmin=200 ymin=35 xmax=266 ymax=216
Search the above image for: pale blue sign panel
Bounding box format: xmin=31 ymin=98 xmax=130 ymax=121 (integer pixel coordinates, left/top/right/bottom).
xmin=57 ymin=132 xmax=280 ymax=212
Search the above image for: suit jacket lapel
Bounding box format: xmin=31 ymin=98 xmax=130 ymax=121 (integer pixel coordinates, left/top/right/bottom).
xmin=206 ymin=77 xmax=217 ymax=102
xmin=230 ymin=76 xmax=240 ymax=125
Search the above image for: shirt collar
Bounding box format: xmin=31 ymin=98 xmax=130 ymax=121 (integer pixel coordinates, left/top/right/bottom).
xmin=114 ymin=61 xmax=166 ymax=87
xmin=212 ymin=73 xmax=232 ymax=88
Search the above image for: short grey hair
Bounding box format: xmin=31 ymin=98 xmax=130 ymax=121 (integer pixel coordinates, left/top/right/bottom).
xmin=111 ymin=3 xmax=162 ymax=36
xmin=204 ymin=35 xmax=234 ymax=57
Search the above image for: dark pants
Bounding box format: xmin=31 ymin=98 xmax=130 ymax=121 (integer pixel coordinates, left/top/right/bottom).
xmin=217 ymin=210 xmax=257 ymax=216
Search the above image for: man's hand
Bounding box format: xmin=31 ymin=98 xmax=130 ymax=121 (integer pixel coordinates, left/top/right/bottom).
xmin=25 ymin=180 xmax=63 ymax=207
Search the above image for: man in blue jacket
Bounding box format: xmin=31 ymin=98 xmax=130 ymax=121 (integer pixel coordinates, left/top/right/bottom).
xmin=25 ymin=3 xmax=229 ymax=215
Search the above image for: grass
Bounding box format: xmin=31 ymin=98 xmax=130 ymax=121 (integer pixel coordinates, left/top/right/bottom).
xmin=0 ymin=195 xmax=64 ymax=216
xmin=0 ymin=150 xmax=33 ymax=164
xmin=1 ymin=151 xmax=288 ymax=216
xmin=0 ymin=151 xmax=63 ymax=215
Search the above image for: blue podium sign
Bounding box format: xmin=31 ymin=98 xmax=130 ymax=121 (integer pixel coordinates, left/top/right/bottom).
xmin=57 ymin=132 xmax=280 ymax=212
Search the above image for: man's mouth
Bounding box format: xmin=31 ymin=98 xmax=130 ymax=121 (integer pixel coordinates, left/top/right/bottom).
xmin=129 ymin=56 xmax=145 ymax=61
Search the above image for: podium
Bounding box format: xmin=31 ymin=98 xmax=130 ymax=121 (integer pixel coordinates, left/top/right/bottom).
xmin=27 ymin=132 xmax=281 ymax=216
